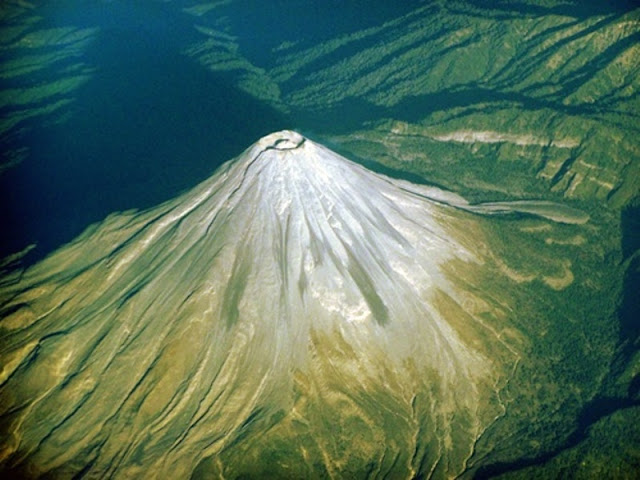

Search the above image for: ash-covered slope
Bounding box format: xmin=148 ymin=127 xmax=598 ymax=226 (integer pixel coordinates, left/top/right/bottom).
xmin=0 ymin=131 xmax=522 ymax=478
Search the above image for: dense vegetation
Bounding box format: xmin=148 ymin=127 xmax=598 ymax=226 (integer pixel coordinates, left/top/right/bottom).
xmin=1 ymin=0 xmax=638 ymax=477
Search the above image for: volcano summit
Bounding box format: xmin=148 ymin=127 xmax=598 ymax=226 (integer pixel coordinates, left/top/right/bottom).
xmin=0 ymin=131 xmax=526 ymax=478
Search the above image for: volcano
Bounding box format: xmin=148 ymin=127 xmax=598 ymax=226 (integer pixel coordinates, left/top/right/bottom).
xmin=0 ymin=131 xmax=524 ymax=478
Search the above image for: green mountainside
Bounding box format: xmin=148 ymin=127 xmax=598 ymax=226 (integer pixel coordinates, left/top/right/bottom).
xmin=2 ymin=1 xmax=638 ymax=207
xmin=1 ymin=1 xmax=638 ymax=478
xmin=180 ymin=0 xmax=640 ymax=207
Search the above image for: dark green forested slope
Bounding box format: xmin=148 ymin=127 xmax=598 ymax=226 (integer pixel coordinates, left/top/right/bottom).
xmin=1 ymin=1 xmax=638 ymax=478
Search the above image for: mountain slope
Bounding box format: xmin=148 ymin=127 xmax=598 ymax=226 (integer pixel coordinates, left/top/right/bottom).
xmin=0 ymin=1 xmax=636 ymax=477
xmin=184 ymin=0 xmax=640 ymax=207
xmin=0 ymin=131 xmax=527 ymax=478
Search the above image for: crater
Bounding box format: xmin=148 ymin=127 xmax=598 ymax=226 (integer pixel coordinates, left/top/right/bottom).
xmin=257 ymin=130 xmax=305 ymax=151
